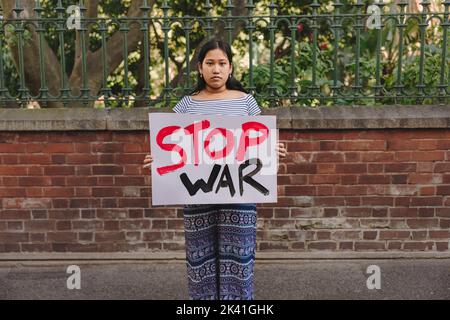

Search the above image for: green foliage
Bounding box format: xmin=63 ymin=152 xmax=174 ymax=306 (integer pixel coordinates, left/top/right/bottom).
xmin=0 ymin=0 xmax=448 ymax=108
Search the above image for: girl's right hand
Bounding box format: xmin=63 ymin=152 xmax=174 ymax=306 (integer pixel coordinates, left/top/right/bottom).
xmin=143 ymin=154 xmax=153 ymax=168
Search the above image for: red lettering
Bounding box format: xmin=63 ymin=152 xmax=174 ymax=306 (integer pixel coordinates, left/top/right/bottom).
xmin=236 ymin=122 xmax=269 ymax=162
xmin=156 ymin=126 xmax=187 ymax=176
xmin=184 ymin=120 xmax=210 ymax=166
xmin=204 ymin=128 xmax=235 ymax=160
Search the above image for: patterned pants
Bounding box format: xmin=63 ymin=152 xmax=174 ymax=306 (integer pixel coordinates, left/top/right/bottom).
xmin=183 ymin=203 xmax=257 ymax=300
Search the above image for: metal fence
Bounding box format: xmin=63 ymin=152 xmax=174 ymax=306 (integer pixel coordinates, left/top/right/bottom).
xmin=0 ymin=0 xmax=449 ymax=108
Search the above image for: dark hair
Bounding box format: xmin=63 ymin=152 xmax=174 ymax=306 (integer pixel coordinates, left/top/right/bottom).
xmin=190 ymin=39 xmax=248 ymax=95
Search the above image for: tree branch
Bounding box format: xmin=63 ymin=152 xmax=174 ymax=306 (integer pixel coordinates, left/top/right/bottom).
xmin=1 ymin=0 xmax=63 ymax=108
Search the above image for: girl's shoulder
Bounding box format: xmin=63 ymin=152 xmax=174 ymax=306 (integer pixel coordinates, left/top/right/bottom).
xmin=188 ymin=90 xmax=249 ymax=101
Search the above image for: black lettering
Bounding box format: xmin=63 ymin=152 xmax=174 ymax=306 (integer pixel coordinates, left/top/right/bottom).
xmin=180 ymin=164 xmax=221 ymax=196
xmin=239 ymin=158 xmax=269 ymax=196
xmin=215 ymin=164 xmax=236 ymax=197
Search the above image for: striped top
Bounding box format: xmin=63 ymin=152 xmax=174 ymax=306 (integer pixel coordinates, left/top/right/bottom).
xmin=173 ymin=93 xmax=261 ymax=116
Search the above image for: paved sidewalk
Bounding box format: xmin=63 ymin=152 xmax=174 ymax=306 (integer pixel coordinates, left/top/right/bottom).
xmin=0 ymin=259 xmax=449 ymax=300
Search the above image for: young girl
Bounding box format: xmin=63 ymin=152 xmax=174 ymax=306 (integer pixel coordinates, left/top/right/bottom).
xmin=143 ymin=39 xmax=287 ymax=300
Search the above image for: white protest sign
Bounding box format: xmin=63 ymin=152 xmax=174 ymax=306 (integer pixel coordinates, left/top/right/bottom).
xmin=149 ymin=113 xmax=278 ymax=205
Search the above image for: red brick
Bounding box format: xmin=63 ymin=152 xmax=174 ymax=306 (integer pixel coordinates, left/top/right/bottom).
xmin=286 ymin=141 xmax=319 ymax=152
xmin=143 ymin=231 xmax=164 ymax=241
xmin=361 ymin=197 xmax=393 ymax=206
xmin=259 ymin=242 xmax=289 ymax=251
xmin=335 ymin=164 xmax=367 ymax=174
xmin=391 ymin=175 xmax=408 ymax=184
xmin=47 ymin=232 xmax=77 ymax=242
xmin=291 ymin=242 xmax=305 ymax=250
xmin=0 ymin=232 xmax=29 ymax=243
xmin=379 ymin=231 xmax=410 ymax=240
xmin=97 ymin=209 xmax=127 ymax=219
xmin=363 ymin=231 xmax=378 ymax=240
xmin=112 ymin=133 xmax=146 ymax=143
xmin=361 ymin=152 xmax=394 ymax=162
xmin=21 ymin=244 xmax=53 ymax=252
xmin=25 ymin=220 xmax=56 ymax=231
xmin=340 ymin=175 xmax=358 ymax=184
xmin=92 ymin=165 xmax=123 ymax=175
xmin=92 ymin=188 xmax=123 ymax=197
xmin=411 ymin=230 xmax=428 ymax=240
xmin=355 ymin=242 xmax=386 ymax=251
xmin=395 ymin=152 xmax=412 ymax=161
xmin=313 ymin=152 xmax=344 ymax=162
xmin=344 ymin=152 xmax=361 ymax=162
xmin=18 ymin=177 xmax=51 ymax=187
xmin=337 ymin=141 xmax=385 ymax=151
xmin=0 ymin=144 xmax=26 ymax=153
xmin=419 ymin=186 xmax=435 ymax=196
xmin=440 ymin=219 xmax=450 ymax=228
xmin=67 ymin=155 xmax=98 ymax=164
xmin=323 ymin=208 xmax=338 ymax=217
xmin=43 ymin=188 xmax=74 ymax=197
xmin=29 ymin=233 xmax=46 ymax=242
xmin=317 ymin=186 xmax=333 ymax=195
xmin=411 ymin=151 xmax=445 ymax=161
xmin=2 ymin=155 xmax=18 ymax=164
xmin=92 ymin=143 xmax=124 ymax=153
xmin=114 ymin=154 xmax=145 ymax=164
xmin=317 ymin=164 xmax=335 ymax=174
xmin=335 ymin=186 xmax=367 ymax=196
xmin=436 ymin=185 xmax=450 ymax=195
xmin=316 ymin=231 xmax=331 ymax=240
xmin=319 ymin=141 xmax=336 ymax=150
xmin=418 ymin=208 xmax=434 ymax=217
xmin=314 ymin=197 xmax=345 ymax=206
xmin=359 ymin=175 xmax=390 ymax=184
xmin=56 ymin=221 xmax=72 ymax=231
xmin=436 ymin=208 xmax=450 ymax=217
xmin=436 ymin=242 xmax=449 ymax=251
xmin=403 ymin=242 xmax=434 ymax=251
xmin=18 ymin=154 xmax=51 ymax=165
xmin=429 ymin=230 xmax=450 ymax=238
xmin=410 ymin=197 xmax=443 ymax=206
xmin=309 ymin=175 xmax=340 ymax=184
xmin=339 ymin=242 xmax=354 ymax=250
xmin=75 ymin=187 xmax=92 ymax=197
xmin=72 ymin=220 xmax=103 ymax=230
xmin=44 ymin=144 xmax=74 ymax=153
xmin=118 ymin=198 xmax=150 ymax=208
xmin=43 ymin=166 xmax=75 ymax=176
xmin=286 ymin=186 xmax=315 ymax=196
xmin=434 ymin=163 xmax=450 ymax=172
xmin=286 ymin=164 xmax=317 ymax=174
xmin=308 ymin=241 xmax=336 ymax=251
xmin=385 ymin=163 xmax=417 ymax=173
xmin=0 ymin=188 xmax=26 ymax=197
xmin=114 ymin=177 xmax=145 ymax=186
xmin=406 ymin=219 xmax=439 ymax=229
xmin=0 ymin=166 xmax=27 ymax=175
xmin=128 ymin=209 xmax=144 ymax=219
xmin=387 ymin=241 xmax=402 ymax=250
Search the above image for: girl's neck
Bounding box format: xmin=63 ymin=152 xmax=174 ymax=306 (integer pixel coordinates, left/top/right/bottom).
xmin=203 ymin=86 xmax=228 ymax=96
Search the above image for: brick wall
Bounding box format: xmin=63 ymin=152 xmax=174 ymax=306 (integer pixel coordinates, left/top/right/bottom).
xmin=0 ymin=106 xmax=449 ymax=253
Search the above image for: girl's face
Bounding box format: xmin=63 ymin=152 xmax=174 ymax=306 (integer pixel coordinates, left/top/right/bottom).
xmin=198 ymin=48 xmax=232 ymax=90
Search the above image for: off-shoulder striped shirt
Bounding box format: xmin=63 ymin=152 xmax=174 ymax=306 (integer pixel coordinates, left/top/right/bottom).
xmin=173 ymin=94 xmax=261 ymax=116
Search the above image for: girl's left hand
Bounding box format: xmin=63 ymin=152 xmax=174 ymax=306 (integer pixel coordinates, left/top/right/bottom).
xmin=276 ymin=142 xmax=287 ymax=158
